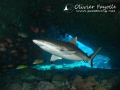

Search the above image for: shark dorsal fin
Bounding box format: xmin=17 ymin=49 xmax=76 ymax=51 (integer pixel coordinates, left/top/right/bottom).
xmin=69 ymin=36 xmax=77 ymax=45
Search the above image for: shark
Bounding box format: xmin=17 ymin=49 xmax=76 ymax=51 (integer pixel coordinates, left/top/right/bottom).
xmin=33 ymin=37 xmax=101 ymax=67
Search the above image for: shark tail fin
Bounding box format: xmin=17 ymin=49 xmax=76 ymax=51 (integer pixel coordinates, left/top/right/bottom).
xmin=89 ymin=47 xmax=102 ymax=68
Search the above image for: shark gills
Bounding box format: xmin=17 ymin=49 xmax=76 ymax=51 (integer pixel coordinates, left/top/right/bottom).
xmin=33 ymin=37 xmax=101 ymax=67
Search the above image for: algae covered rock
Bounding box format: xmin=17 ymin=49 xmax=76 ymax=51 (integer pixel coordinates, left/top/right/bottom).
xmin=52 ymin=80 xmax=63 ymax=87
xmin=5 ymin=83 xmax=22 ymax=90
xmin=26 ymin=75 xmax=36 ymax=82
xmin=52 ymin=74 xmax=69 ymax=81
xmin=93 ymin=86 xmax=107 ymax=90
xmin=76 ymin=81 xmax=95 ymax=90
xmin=71 ymin=76 xmax=83 ymax=88
xmin=21 ymin=82 xmax=35 ymax=90
xmin=35 ymin=81 xmax=56 ymax=90
xmin=85 ymin=76 xmax=96 ymax=83
xmin=72 ymin=76 xmax=96 ymax=90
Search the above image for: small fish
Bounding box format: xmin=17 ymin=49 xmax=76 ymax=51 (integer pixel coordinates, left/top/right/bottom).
xmin=0 ymin=47 xmax=6 ymax=51
xmin=9 ymin=44 xmax=14 ymax=47
xmin=9 ymin=50 xmax=17 ymax=53
xmin=30 ymin=26 xmax=39 ymax=33
xmin=16 ymin=65 xmax=27 ymax=69
xmin=18 ymin=33 xmax=27 ymax=38
xmin=33 ymin=28 xmax=39 ymax=33
xmin=33 ymin=59 xmax=46 ymax=64
xmin=0 ymin=42 xmax=8 ymax=47
xmin=4 ymin=37 xmax=13 ymax=43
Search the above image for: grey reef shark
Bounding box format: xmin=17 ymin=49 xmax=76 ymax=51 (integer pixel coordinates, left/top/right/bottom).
xmin=33 ymin=37 xmax=101 ymax=67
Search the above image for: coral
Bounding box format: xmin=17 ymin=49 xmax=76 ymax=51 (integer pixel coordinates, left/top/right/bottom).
xmin=93 ymin=86 xmax=107 ymax=90
xmin=35 ymin=81 xmax=56 ymax=90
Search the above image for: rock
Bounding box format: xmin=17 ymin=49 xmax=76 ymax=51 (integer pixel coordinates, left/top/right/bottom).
xmin=85 ymin=76 xmax=96 ymax=83
xmin=94 ymin=86 xmax=107 ymax=90
xmin=43 ymin=72 xmax=53 ymax=81
xmin=100 ymin=79 xmax=107 ymax=86
xmin=72 ymin=76 xmax=96 ymax=90
xmin=26 ymin=75 xmax=36 ymax=81
xmin=77 ymin=81 xmax=95 ymax=90
xmin=21 ymin=82 xmax=34 ymax=90
xmin=5 ymin=83 xmax=22 ymax=90
xmin=35 ymin=81 xmax=56 ymax=90
xmin=71 ymin=76 xmax=83 ymax=88
xmin=52 ymin=75 xmax=68 ymax=81
xmin=60 ymin=86 xmax=70 ymax=90
xmin=52 ymin=81 xmax=63 ymax=87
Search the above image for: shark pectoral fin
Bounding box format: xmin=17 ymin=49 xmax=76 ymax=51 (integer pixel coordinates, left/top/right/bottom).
xmin=50 ymin=55 xmax=62 ymax=62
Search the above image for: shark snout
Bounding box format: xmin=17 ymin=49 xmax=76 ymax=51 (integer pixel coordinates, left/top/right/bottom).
xmin=33 ymin=40 xmax=38 ymax=43
xmin=33 ymin=40 xmax=41 ymax=45
xmin=33 ymin=40 xmax=44 ymax=46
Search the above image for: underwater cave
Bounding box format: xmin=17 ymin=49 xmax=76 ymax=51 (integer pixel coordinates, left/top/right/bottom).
xmin=0 ymin=0 xmax=120 ymax=90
